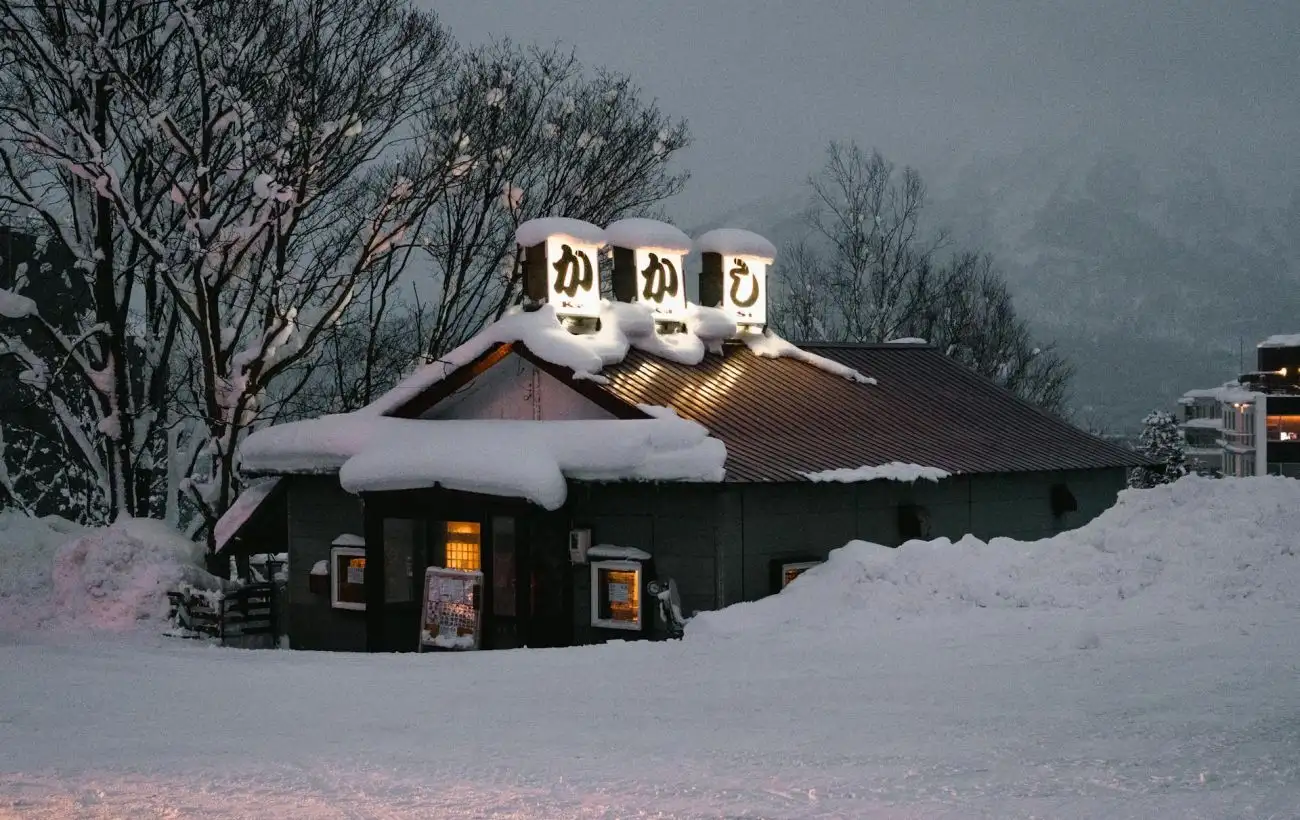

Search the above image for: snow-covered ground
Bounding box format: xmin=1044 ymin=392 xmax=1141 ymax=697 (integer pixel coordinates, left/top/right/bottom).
xmin=3 ymin=477 xmax=1300 ymax=818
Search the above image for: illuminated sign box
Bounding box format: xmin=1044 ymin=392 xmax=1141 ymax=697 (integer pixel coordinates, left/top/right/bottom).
xmin=590 ymin=559 xmax=644 ymax=631
xmin=518 ymin=218 xmax=606 ymax=321
xmin=330 ymin=544 xmax=366 ymax=611
xmin=696 ymin=228 xmax=776 ymax=329
xmin=607 ymin=218 xmax=692 ymax=324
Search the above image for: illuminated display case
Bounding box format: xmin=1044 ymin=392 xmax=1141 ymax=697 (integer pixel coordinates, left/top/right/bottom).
xmin=590 ymin=560 xmax=643 ymax=631
xmin=331 ymin=545 xmax=366 ymax=610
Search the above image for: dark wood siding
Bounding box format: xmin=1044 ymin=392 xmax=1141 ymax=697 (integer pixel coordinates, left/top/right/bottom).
xmin=285 ymin=475 xmax=367 ymax=651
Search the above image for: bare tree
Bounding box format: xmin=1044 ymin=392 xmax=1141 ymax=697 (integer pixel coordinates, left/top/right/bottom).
xmin=414 ymin=42 xmax=690 ymax=358
xmin=771 ymin=141 xmax=1072 ymax=414
xmin=1 ymin=0 xmax=460 ymax=540
xmin=267 ymin=41 xmax=692 ymax=420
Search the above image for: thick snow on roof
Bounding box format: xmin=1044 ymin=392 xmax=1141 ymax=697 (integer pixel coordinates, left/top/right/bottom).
xmin=213 ymin=478 xmax=281 ymax=553
xmin=243 ymin=415 xmax=725 ymax=509
xmin=1181 ymin=381 xmax=1252 ymax=403
xmin=742 ymin=330 xmax=877 ymax=384
xmin=366 ymin=301 xmax=748 ymax=415
xmin=885 ymin=337 xmax=928 ymax=345
xmin=515 ymin=217 xmax=606 ymax=248
xmin=695 ymin=228 xmax=777 ymax=260
xmin=1258 ymin=334 xmax=1300 ymax=348
xmin=801 ymin=462 xmax=951 ymax=483
xmin=604 ymin=218 xmax=692 ymax=252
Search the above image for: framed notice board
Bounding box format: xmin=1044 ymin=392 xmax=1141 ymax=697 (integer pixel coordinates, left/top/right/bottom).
xmin=419 ymin=567 xmax=483 ymax=651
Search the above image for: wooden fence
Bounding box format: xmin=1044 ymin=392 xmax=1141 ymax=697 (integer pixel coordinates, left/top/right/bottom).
xmin=167 ymin=582 xmax=280 ymax=648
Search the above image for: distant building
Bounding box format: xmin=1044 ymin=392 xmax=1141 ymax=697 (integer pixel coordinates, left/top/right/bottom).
xmin=1179 ymin=335 xmax=1300 ymax=478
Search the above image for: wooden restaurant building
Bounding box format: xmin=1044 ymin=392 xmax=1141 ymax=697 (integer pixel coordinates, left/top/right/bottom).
xmin=225 ymin=218 xmax=1146 ymax=653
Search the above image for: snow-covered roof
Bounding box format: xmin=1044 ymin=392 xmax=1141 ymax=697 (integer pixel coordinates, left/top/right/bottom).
xmin=515 ymin=217 xmax=606 ymax=248
xmin=694 ymin=228 xmax=777 ymax=260
xmin=242 ymin=416 xmax=726 ymax=510
xmin=587 ymin=544 xmax=653 ymax=561
xmin=1180 ymin=417 xmax=1223 ymax=430
xmin=885 ymin=337 xmax=928 ymax=345
xmin=1258 ymin=334 xmax=1300 ymax=348
xmin=212 ymin=478 xmax=282 ymax=552
xmin=604 ymin=218 xmax=692 ymax=252
xmin=1181 ymin=382 xmax=1252 ymax=403
xmin=801 ymin=463 xmax=951 ymax=483
xmin=364 ymin=301 xmax=872 ymax=417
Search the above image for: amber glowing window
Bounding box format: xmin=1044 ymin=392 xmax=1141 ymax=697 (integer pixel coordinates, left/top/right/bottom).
xmin=591 ymin=560 xmax=643 ymax=630
xmin=444 ymin=522 xmax=482 ymax=571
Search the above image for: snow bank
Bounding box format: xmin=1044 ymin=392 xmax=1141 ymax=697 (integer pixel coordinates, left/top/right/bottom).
xmin=516 ymin=217 xmax=606 ymax=248
xmin=742 ymin=330 xmax=877 ymax=384
xmin=0 ymin=513 xmax=221 ymax=633
xmin=694 ymin=228 xmax=777 ymax=260
xmin=0 ymin=512 xmax=85 ymax=605
xmin=604 ymin=218 xmax=691 ymax=252
xmin=802 ymin=462 xmax=950 ymax=483
xmin=691 ymin=476 xmax=1300 ymax=637
xmin=53 ymin=519 xmax=218 ymax=630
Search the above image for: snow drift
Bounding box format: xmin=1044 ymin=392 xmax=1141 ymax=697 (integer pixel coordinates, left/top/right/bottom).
xmin=691 ymin=476 xmax=1300 ymax=637
xmin=0 ymin=514 xmax=219 ymax=632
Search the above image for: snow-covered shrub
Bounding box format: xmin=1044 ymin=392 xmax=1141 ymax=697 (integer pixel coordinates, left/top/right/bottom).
xmin=1128 ymin=409 xmax=1188 ymax=488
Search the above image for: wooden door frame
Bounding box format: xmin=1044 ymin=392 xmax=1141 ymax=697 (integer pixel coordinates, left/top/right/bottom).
xmin=361 ymin=488 xmax=540 ymax=652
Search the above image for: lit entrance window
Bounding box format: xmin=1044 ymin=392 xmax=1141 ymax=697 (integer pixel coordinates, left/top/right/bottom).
xmin=444 ymin=522 xmax=482 ymax=571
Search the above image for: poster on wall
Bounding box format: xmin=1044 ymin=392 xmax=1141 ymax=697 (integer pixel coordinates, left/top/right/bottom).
xmin=419 ymin=567 xmax=483 ymax=651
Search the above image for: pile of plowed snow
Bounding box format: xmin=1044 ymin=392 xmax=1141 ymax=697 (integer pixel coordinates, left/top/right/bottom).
xmin=691 ymin=476 xmax=1300 ymax=637
xmin=0 ymin=513 xmax=220 ymax=632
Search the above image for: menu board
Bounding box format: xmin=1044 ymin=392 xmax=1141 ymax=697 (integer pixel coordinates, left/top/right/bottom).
xmin=419 ymin=567 xmax=483 ymax=651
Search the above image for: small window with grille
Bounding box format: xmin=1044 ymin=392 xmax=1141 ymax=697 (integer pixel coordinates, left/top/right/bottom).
xmin=443 ymin=521 xmax=482 ymax=571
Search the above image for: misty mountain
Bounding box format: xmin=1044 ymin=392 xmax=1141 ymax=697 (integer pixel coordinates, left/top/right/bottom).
xmin=695 ymin=144 xmax=1300 ymax=433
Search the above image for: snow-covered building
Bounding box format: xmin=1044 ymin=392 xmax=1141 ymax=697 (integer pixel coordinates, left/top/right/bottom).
xmin=223 ymin=219 xmax=1146 ymax=652
xmin=1178 ymin=335 xmax=1300 ymax=478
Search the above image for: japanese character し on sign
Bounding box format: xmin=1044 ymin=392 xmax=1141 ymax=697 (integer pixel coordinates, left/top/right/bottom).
xmin=696 ymin=228 xmax=776 ymax=329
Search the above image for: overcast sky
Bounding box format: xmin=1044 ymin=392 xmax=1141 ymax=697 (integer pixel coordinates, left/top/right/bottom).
xmin=434 ymin=0 xmax=1300 ymax=226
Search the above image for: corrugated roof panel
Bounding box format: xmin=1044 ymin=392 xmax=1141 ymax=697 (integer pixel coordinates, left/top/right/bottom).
xmin=597 ymin=342 xmax=1145 ymax=482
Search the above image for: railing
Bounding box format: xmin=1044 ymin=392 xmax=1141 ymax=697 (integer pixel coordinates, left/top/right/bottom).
xmin=167 ymin=582 xmax=280 ymax=648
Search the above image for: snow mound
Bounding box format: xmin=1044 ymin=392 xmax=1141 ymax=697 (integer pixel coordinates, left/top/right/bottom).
xmin=0 ymin=512 xmax=86 ymax=605
xmin=690 ymin=476 xmax=1300 ymax=637
xmin=52 ymin=519 xmax=219 ymax=631
xmin=0 ymin=513 xmax=221 ymax=633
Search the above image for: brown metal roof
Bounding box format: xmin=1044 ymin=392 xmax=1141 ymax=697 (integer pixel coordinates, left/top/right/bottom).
xmin=594 ymin=342 xmax=1146 ymax=482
